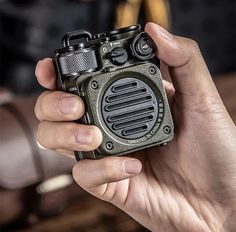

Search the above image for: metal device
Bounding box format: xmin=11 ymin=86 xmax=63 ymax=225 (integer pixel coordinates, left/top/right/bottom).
xmin=54 ymin=25 xmax=174 ymax=160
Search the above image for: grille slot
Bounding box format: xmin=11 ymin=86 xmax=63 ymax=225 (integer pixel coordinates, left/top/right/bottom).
xmin=122 ymin=125 xmax=149 ymax=136
xmin=111 ymin=81 xmax=138 ymax=93
xmin=102 ymin=77 xmax=159 ymax=140
xmin=112 ymin=115 xmax=154 ymax=130
xmin=105 ymin=95 xmax=152 ymax=112
xmin=106 ymin=88 xmax=147 ymax=103
xmin=107 ymin=106 xmax=155 ymax=123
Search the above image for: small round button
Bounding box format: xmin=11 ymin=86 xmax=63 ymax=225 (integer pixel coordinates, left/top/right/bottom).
xmin=131 ymin=32 xmax=156 ymax=60
xmin=109 ymin=47 xmax=128 ymax=65
xmin=136 ymin=39 xmax=153 ymax=56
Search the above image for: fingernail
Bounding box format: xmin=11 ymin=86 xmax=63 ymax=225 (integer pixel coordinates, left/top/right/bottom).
xmin=59 ymin=96 xmax=78 ymax=115
xmin=158 ymin=27 xmax=173 ymax=41
xmin=124 ymin=159 xmax=142 ymax=174
xmin=75 ymin=128 xmax=92 ymax=145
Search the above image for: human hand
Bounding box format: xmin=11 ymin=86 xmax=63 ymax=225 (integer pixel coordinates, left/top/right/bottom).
xmin=35 ymin=22 xmax=236 ymax=232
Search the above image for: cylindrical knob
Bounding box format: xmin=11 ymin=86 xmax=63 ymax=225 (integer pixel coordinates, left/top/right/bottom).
xmin=110 ymin=47 xmax=128 ymax=65
xmin=59 ymin=48 xmax=98 ymax=76
xmin=131 ymin=32 xmax=156 ymax=60
xmin=136 ymin=38 xmax=153 ymax=56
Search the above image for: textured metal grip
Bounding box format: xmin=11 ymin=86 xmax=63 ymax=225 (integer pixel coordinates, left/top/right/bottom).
xmin=59 ymin=50 xmax=98 ymax=75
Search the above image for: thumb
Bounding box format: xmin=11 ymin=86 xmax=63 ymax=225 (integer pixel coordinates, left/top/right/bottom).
xmin=145 ymin=22 xmax=219 ymax=99
xmin=72 ymin=157 xmax=142 ymax=198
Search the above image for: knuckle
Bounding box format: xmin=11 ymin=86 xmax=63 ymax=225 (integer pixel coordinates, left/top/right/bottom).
xmin=36 ymin=122 xmax=46 ymax=147
xmin=54 ymin=123 xmax=70 ymax=148
xmin=72 ymin=163 xmax=87 ymax=188
xmin=58 ymin=123 xmax=77 ymax=149
xmin=102 ymin=159 xmax=114 ymax=179
xmin=102 ymin=158 xmax=121 ymax=180
xmin=34 ymin=104 xmax=41 ymax=121
xmin=37 ymin=121 xmax=65 ymax=150
xmin=37 ymin=121 xmax=79 ymax=151
xmin=186 ymin=38 xmax=200 ymax=54
xmin=72 ymin=164 xmax=80 ymax=182
xmin=34 ymin=91 xmax=51 ymax=121
xmin=34 ymin=99 xmax=42 ymax=121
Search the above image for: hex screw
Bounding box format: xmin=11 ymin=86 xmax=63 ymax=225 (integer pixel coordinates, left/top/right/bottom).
xmin=106 ymin=141 xmax=113 ymax=150
xmin=91 ymin=81 xmax=98 ymax=89
xmin=149 ymin=66 xmax=157 ymax=75
xmin=163 ymin=126 xmax=171 ymax=134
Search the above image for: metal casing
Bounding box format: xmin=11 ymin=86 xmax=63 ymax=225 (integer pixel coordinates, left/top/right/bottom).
xmin=54 ymin=25 xmax=174 ymax=160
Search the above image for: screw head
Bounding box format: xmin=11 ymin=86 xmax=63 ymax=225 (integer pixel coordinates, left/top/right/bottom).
xmin=163 ymin=126 xmax=171 ymax=134
xmin=91 ymin=81 xmax=98 ymax=89
xmin=149 ymin=66 xmax=157 ymax=75
xmin=106 ymin=141 xmax=113 ymax=150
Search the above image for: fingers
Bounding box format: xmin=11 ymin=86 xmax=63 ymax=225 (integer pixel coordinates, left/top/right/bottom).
xmin=145 ymin=22 xmax=218 ymax=98
xmin=35 ymin=91 xmax=85 ymax=121
xmin=72 ymin=157 xmax=142 ymax=192
xmin=35 ymin=58 xmax=56 ymax=90
xmin=37 ymin=121 xmax=102 ymax=151
xmin=35 ymin=58 xmax=102 ymax=155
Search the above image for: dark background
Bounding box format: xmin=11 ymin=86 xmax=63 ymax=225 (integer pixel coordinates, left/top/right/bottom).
xmin=170 ymin=0 xmax=236 ymax=75
xmin=0 ymin=0 xmax=235 ymax=94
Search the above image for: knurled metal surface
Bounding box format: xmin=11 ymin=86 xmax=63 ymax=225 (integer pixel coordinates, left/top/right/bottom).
xmin=59 ymin=50 xmax=98 ymax=75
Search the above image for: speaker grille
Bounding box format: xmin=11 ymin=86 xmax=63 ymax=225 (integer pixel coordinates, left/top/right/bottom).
xmin=102 ymin=78 xmax=159 ymax=140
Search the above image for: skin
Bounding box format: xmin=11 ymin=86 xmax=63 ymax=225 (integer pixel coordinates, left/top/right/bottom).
xmin=34 ymin=23 xmax=236 ymax=231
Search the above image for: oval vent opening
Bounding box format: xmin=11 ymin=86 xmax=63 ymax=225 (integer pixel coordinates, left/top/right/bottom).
xmin=101 ymin=77 xmax=159 ymax=140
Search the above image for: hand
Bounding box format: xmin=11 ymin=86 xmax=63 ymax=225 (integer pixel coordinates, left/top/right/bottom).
xmin=35 ymin=23 xmax=236 ymax=232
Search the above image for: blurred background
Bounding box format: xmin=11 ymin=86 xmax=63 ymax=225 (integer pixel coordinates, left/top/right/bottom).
xmin=0 ymin=0 xmax=235 ymax=231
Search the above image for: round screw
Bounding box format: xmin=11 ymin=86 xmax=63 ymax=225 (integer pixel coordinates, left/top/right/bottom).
xmin=91 ymin=81 xmax=98 ymax=89
xmin=149 ymin=66 xmax=157 ymax=75
xmin=163 ymin=126 xmax=171 ymax=134
xmin=106 ymin=141 xmax=113 ymax=150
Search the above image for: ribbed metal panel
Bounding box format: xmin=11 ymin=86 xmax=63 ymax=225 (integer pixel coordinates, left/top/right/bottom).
xmin=102 ymin=78 xmax=158 ymax=140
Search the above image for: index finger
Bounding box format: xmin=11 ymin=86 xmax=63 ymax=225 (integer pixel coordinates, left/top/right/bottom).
xmin=35 ymin=58 xmax=57 ymax=90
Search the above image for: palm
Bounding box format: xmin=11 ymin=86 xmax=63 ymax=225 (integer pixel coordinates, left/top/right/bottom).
xmin=95 ymin=94 xmax=236 ymax=231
